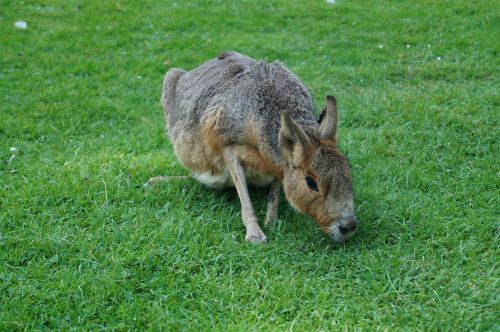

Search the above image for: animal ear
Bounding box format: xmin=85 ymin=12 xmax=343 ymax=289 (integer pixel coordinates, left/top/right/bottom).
xmin=279 ymin=112 xmax=312 ymax=167
xmin=319 ymin=95 xmax=338 ymax=143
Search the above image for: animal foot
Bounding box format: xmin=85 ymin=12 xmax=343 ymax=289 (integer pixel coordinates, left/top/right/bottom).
xmin=245 ymin=229 xmax=268 ymax=244
xmin=144 ymin=176 xmax=166 ymax=190
xmin=264 ymin=213 xmax=278 ymax=226
xmin=144 ymin=175 xmax=190 ymax=190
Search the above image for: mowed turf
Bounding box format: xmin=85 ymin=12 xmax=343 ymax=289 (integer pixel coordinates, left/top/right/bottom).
xmin=0 ymin=0 xmax=498 ymax=330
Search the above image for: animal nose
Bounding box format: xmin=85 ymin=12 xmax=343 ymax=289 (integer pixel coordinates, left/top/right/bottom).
xmin=339 ymin=216 xmax=358 ymax=235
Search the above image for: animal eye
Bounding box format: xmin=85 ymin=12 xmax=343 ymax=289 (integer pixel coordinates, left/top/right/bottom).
xmin=305 ymin=176 xmax=319 ymax=192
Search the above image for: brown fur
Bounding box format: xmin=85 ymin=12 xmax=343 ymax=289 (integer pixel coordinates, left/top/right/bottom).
xmin=153 ymin=51 xmax=358 ymax=243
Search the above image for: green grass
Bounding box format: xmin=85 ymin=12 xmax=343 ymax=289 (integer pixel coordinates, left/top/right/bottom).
xmin=1 ymin=0 xmax=499 ymax=330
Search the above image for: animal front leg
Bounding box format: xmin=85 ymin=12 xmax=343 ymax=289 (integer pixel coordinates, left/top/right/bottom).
xmin=223 ymin=147 xmax=267 ymax=244
xmin=265 ymin=181 xmax=280 ymax=226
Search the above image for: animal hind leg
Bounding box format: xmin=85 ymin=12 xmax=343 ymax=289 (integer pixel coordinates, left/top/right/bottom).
xmin=223 ymin=146 xmax=267 ymax=244
xmin=144 ymin=175 xmax=190 ymax=190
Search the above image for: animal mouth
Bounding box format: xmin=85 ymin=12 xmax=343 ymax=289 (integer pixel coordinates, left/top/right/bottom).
xmin=339 ymin=222 xmax=357 ymax=235
xmin=330 ymin=217 xmax=358 ymax=242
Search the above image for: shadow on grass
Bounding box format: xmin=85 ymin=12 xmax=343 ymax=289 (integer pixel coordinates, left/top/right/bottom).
xmin=141 ymin=176 xmax=395 ymax=253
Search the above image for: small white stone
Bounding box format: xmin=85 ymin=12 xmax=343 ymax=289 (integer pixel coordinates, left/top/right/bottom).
xmin=14 ymin=21 xmax=27 ymax=29
xmin=10 ymin=147 xmax=17 ymax=154
xmin=378 ymin=44 xmax=384 ymax=49
xmin=406 ymin=44 xmax=410 ymax=48
xmin=427 ymin=44 xmax=431 ymax=48
xmin=326 ymin=0 xmax=336 ymax=4
xmin=137 ymin=75 xmax=142 ymax=79
xmin=437 ymin=56 xmax=441 ymax=61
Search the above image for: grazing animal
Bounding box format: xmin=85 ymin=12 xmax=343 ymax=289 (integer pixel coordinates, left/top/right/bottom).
xmin=150 ymin=51 xmax=358 ymax=243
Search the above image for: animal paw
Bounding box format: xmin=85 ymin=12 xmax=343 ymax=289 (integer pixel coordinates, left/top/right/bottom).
xmin=144 ymin=176 xmax=165 ymax=190
xmin=245 ymin=229 xmax=268 ymax=244
xmin=264 ymin=214 xmax=278 ymax=226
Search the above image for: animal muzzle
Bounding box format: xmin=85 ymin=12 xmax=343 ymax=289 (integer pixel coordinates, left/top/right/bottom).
xmin=331 ymin=215 xmax=358 ymax=242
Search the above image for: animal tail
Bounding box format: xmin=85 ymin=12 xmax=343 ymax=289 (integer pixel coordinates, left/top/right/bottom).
xmin=161 ymin=68 xmax=185 ymax=120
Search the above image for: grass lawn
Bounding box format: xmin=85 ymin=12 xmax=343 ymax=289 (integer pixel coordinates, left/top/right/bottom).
xmin=1 ymin=0 xmax=499 ymax=330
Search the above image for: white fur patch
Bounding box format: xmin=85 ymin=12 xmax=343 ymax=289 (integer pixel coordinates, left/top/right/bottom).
xmin=193 ymin=170 xmax=233 ymax=189
xmin=193 ymin=166 xmax=273 ymax=189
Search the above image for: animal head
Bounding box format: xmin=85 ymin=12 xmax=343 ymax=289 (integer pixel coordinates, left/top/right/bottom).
xmin=279 ymin=95 xmax=357 ymax=242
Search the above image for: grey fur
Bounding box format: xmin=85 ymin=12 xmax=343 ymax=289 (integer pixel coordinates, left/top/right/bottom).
xmin=163 ymin=51 xmax=318 ymax=168
xmin=158 ymin=51 xmax=358 ymax=243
